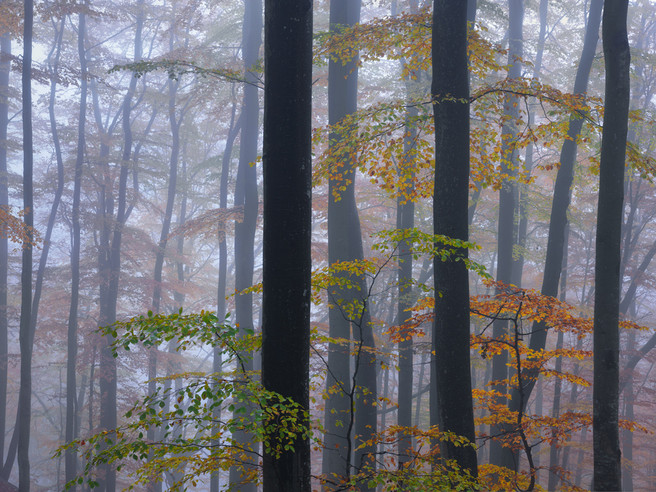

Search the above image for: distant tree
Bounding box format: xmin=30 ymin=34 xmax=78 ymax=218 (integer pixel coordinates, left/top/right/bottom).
xmin=18 ymin=0 xmax=34 ymax=489
xmin=321 ymin=0 xmax=358 ymax=483
xmin=513 ymin=0 xmax=603 ymax=413
xmin=66 ymin=2 xmax=88 ymax=487
xmin=229 ymin=1 xmax=261 ymax=489
xmin=432 ymin=0 xmax=478 ymax=477
xmin=593 ymin=0 xmax=630 ymax=488
xmin=261 ymin=0 xmax=312 ymax=488
xmin=490 ymin=0 xmax=523 ymax=470
xmin=94 ymin=2 xmax=144 ymax=488
xmin=0 ymin=2 xmax=10 ymax=472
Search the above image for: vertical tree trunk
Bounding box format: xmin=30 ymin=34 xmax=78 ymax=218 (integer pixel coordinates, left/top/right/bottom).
xmin=547 ymin=225 xmax=569 ymax=490
xmin=592 ymin=0 xmax=630 ymax=488
xmin=229 ymin=1 xmax=261 ymax=489
xmin=396 ymin=121 xmax=415 ymax=470
xmin=394 ymin=0 xmax=419 ymax=472
xmin=211 ymin=89 xmax=239 ymax=492
xmin=490 ymin=0 xmax=523 ymax=470
xmin=148 ymin=8 xmax=180 ymax=491
xmin=512 ymin=0 xmax=547 ymax=286
xmin=0 ymin=6 xmax=10 ymax=471
xmin=18 ymin=0 xmax=34 ymax=489
xmin=322 ymin=0 xmax=365 ymax=485
xmin=509 ymin=0 xmax=602 ymax=416
xmin=66 ymin=4 xmax=88 ymax=487
xmin=261 ymin=0 xmax=312 ymax=489
xmin=432 ymin=0 xmax=478 ymax=477
xmin=96 ymin=3 xmax=144 ymax=489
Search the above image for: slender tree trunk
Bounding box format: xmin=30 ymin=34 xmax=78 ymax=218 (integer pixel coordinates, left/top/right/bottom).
xmin=0 ymin=7 xmax=10 ymax=471
xmin=491 ymin=0 xmax=523 ymax=470
xmin=147 ymin=12 xmax=182 ymax=492
xmin=509 ymin=0 xmax=603 ymax=418
xmin=66 ymin=5 xmax=88 ymax=487
xmin=592 ymin=0 xmax=630 ymax=488
xmin=396 ymin=121 xmax=415 ymax=470
xmin=512 ymin=0 xmax=547 ymax=286
xmin=211 ymin=88 xmax=239 ymax=492
xmin=96 ymin=3 xmax=143 ymax=489
xmin=18 ymin=0 xmax=34 ymax=489
xmin=394 ymin=0 xmax=420 ymax=471
xmin=30 ymin=15 xmax=66 ymax=339
xmin=229 ymin=1 xmax=261 ymax=489
xmin=261 ymin=0 xmax=312 ymax=489
xmin=432 ymin=0 xmax=478 ymax=477
xmin=322 ymin=1 xmax=366 ymax=486
xmin=548 ymin=225 xmax=569 ymax=490
xmin=414 ymin=351 xmax=427 ymax=428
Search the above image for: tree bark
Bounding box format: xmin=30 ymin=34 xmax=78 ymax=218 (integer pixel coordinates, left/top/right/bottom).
xmin=322 ymin=1 xmax=374 ymax=487
xmin=432 ymin=0 xmax=478 ymax=477
xmin=261 ymin=0 xmax=312 ymax=489
xmin=508 ymin=0 xmax=602 ymax=423
xmin=211 ymin=87 xmax=240 ymax=492
xmin=0 ymin=5 xmax=10 ymax=472
xmin=66 ymin=4 xmax=88 ymax=487
xmin=491 ymin=0 xmax=523 ymax=470
xmin=229 ymin=1 xmax=261 ymax=489
xmin=96 ymin=2 xmax=144 ymax=488
xmin=592 ymin=0 xmax=630 ymax=488
xmin=18 ymin=0 xmax=34 ymax=489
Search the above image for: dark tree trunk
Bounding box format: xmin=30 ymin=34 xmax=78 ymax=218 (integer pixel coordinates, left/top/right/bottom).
xmin=432 ymin=0 xmax=478 ymax=477
xmin=322 ymin=0 xmax=366 ymax=485
xmin=0 ymin=8 xmax=10 ymax=472
xmin=66 ymin=4 xmax=88 ymax=487
xmin=396 ymin=105 xmax=416 ymax=470
xmin=394 ymin=0 xmax=420 ymax=472
xmin=507 ymin=0 xmax=602 ymax=422
xmin=229 ymin=1 xmax=261 ymax=489
xmin=592 ymin=0 xmax=630 ymax=488
xmin=18 ymin=0 xmax=34 ymax=489
xmin=261 ymin=0 xmax=312 ymax=489
xmin=491 ymin=0 xmax=523 ymax=470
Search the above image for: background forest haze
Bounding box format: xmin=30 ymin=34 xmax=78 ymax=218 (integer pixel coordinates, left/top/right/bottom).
xmin=0 ymin=0 xmax=655 ymax=490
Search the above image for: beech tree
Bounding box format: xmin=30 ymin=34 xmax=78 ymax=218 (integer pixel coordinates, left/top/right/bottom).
xmin=66 ymin=2 xmax=88 ymax=487
xmin=18 ymin=0 xmax=34 ymax=489
xmin=229 ymin=1 xmax=262 ymax=489
xmin=0 ymin=3 xmax=10 ymax=472
xmin=593 ymin=0 xmax=630 ymax=488
xmin=432 ymin=0 xmax=478 ymax=477
xmin=261 ymin=0 xmax=312 ymax=489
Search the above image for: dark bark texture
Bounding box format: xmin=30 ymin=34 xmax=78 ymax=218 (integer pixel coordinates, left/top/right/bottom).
xmin=490 ymin=0 xmax=523 ymax=470
xmin=432 ymin=0 xmax=478 ymax=477
xmin=261 ymin=0 xmax=312 ymax=490
xmin=508 ymin=0 xmax=602 ymax=418
xmin=592 ymin=0 xmax=630 ymax=489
